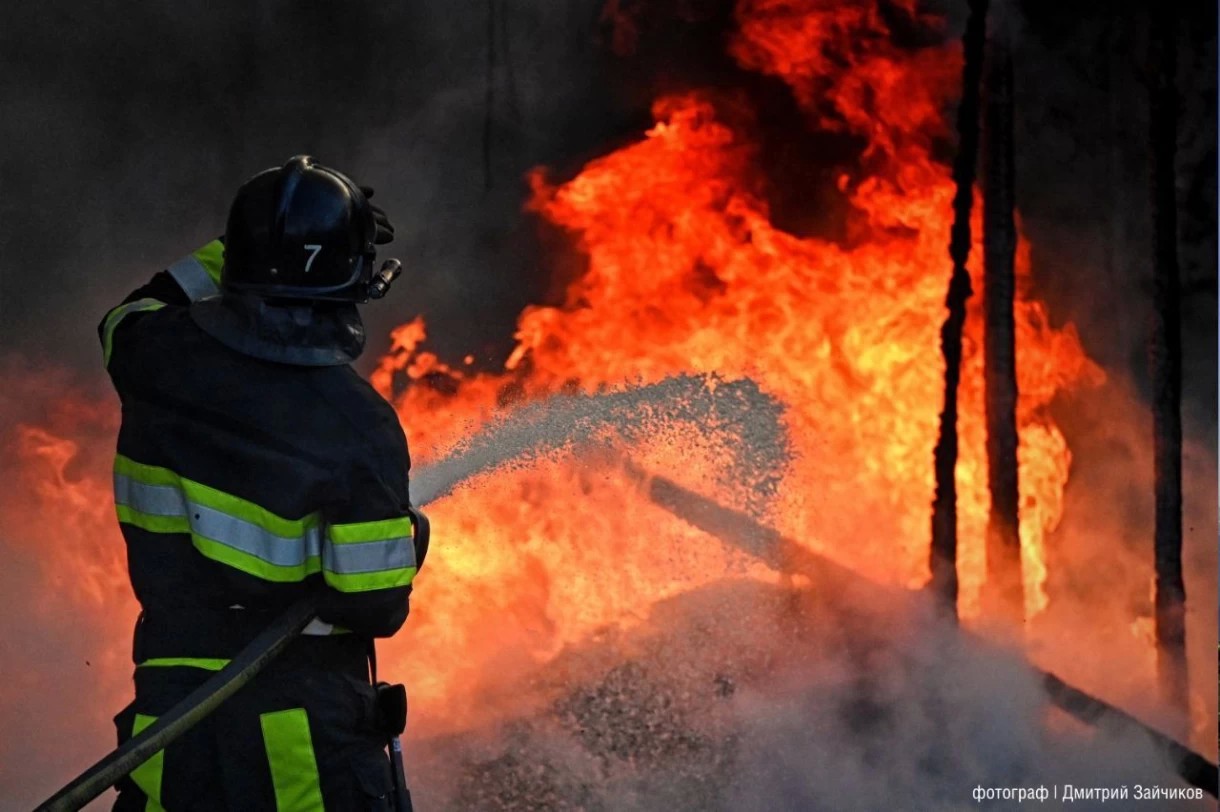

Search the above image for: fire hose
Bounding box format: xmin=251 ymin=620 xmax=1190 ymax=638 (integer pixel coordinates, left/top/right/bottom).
xmin=33 ymin=597 xmax=417 ymax=812
xmin=34 ymin=506 xmax=429 ymax=812
xmin=33 ymin=596 xmax=318 ymax=812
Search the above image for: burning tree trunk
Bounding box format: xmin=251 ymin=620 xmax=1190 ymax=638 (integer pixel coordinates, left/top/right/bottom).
xmin=1147 ymin=1 xmax=1188 ymax=717
xmin=929 ymin=0 xmax=989 ymax=620
xmin=981 ymin=27 xmax=1023 ymax=624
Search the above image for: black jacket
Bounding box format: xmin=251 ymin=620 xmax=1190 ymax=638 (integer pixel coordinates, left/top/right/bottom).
xmin=100 ymin=244 xmax=415 ymax=809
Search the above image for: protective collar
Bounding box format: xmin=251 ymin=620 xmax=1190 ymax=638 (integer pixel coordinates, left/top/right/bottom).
xmin=190 ymin=293 xmax=366 ymax=366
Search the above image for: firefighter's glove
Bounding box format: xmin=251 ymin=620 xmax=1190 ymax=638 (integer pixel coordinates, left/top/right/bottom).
xmin=359 ymin=186 xmax=395 ymax=245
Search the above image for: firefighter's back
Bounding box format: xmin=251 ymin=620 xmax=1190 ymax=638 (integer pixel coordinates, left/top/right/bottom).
xmin=109 ymin=306 xmax=406 ymax=810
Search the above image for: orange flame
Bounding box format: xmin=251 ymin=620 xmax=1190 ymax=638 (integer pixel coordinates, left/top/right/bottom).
xmin=368 ymin=1 xmax=1104 ymax=730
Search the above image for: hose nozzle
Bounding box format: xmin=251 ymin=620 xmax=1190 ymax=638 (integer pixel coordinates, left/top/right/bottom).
xmin=368 ymin=258 xmax=403 ymax=300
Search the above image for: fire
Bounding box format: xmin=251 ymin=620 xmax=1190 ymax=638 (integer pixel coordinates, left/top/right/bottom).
xmin=0 ymin=365 xmax=138 ymax=792
xmin=2 ymin=374 xmax=129 ymax=613
xmin=363 ymin=0 xmax=1108 ymax=733
xmin=10 ymin=1 xmax=1188 ymax=793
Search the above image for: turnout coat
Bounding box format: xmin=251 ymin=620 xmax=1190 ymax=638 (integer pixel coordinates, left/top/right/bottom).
xmin=100 ymin=241 xmax=418 ymax=811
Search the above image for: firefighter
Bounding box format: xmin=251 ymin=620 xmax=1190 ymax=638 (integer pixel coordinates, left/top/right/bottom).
xmin=99 ymin=156 xmax=425 ymax=810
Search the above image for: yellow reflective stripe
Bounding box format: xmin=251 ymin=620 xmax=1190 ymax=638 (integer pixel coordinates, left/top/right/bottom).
xmin=115 ymin=455 xmax=320 ymax=537
xmin=192 ymin=239 xmax=225 ymax=284
xmin=113 ymin=455 xmax=180 ymax=487
xmin=327 ymin=516 xmax=413 ymax=544
xmin=102 ymin=299 xmax=165 ymax=367
xmin=116 ymin=504 xmax=191 ymax=534
xmin=324 ymin=565 xmax=417 ymax=593
xmin=137 ymin=657 xmax=230 ymax=671
xmin=131 ymin=714 xmax=166 ymax=812
xmin=260 ymin=708 xmax=324 ymax=812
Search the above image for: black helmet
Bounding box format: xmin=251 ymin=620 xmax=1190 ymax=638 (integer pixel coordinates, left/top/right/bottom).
xmin=223 ymin=155 xmax=376 ymax=302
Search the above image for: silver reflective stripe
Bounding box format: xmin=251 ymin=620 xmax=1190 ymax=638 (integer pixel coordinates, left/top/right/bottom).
xmin=325 ymin=537 xmax=416 ymax=575
xmin=114 ymin=473 xmax=321 ymax=567
xmin=192 ymin=503 xmax=321 ymax=566
xmin=114 ymin=476 xmax=186 ymax=517
xmin=167 ymin=255 xmax=220 ymax=302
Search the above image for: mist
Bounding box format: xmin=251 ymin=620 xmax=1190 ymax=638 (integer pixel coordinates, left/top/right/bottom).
xmin=402 ymin=561 xmax=1206 ymax=811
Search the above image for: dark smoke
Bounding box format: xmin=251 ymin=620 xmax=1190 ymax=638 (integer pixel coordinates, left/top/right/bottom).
xmin=0 ymin=0 xmax=636 ymax=373
xmin=1004 ymin=0 xmax=1218 ymax=439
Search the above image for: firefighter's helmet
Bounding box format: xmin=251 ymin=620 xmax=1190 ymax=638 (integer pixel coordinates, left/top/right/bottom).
xmin=223 ymin=155 xmax=377 ymax=303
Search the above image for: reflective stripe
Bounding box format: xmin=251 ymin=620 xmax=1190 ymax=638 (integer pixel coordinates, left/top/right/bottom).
xmin=192 ymin=536 xmax=322 ymax=583
xmin=115 ymin=473 xmax=324 ymax=577
xmin=260 ymin=708 xmax=324 ymax=812
xmin=115 ymin=476 xmax=188 ymax=517
xmin=192 ymin=239 xmax=225 ymax=283
xmin=324 ymin=566 xmax=416 ymax=593
xmin=115 ymin=505 xmax=190 ymax=535
xmin=325 ymin=535 xmax=415 ymax=574
xmin=131 ymin=713 xmax=167 ymax=812
xmin=137 ymin=657 xmax=230 ymax=671
xmin=167 ymin=240 xmax=224 ymax=302
xmin=329 ymin=516 xmax=413 ymax=543
xmin=102 ymin=298 xmax=165 ymax=367
xmin=115 ymin=456 xmax=319 ymax=537
xmin=192 ymin=502 xmax=322 ymax=568
xmin=115 ymin=456 xmax=323 ymax=583
xmin=114 ymin=454 xmax=414 ymax=589
xmin=325 ymin=515 xmax=417 ymax=593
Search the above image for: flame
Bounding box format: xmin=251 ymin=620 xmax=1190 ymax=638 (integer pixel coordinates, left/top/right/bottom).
xmin=368 ymin=0 xmax=1106 ymax=730
xmin=0 ymin=365 xmax=137 ymax=790
xmin=1 ymin=373 xmax=128 ymax=614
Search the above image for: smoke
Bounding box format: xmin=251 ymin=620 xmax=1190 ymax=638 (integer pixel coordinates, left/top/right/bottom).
xmin=1032 ymin=374 xmax=1218 ymax=745
xmin=403 ymin=575 xmax=1207 ymax=811
xmin=386 ymin=370 xmax=1211 ymax=808
xmin=1001 ymin=0 xmax=1218 ymax=438
xmin=0 ymin=0 xmax=624 ymax=372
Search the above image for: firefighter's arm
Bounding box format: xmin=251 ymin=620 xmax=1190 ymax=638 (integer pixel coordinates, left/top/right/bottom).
xmin=97 ymin=239 xmax=224 ymax=367
xmin=317 ymin=444 xmax=420 ymax=638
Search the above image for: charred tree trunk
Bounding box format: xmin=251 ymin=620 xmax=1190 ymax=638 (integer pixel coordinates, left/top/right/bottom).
xmin=930 ymin=0 xmax=988 ymax=621
xmin=982 ymin=30 xmax=1023 ymax=624
xmin=1148 ymin=2 xmax=1188 ymax=716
